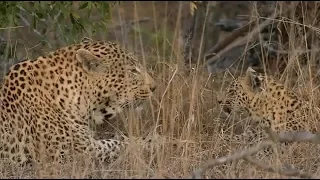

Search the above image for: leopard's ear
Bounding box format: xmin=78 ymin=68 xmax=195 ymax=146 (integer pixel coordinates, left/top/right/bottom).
xmin=245 ymin=67 xmax=263 ymax=92
xmin=76 ymin=49 xmax=101 ymax=73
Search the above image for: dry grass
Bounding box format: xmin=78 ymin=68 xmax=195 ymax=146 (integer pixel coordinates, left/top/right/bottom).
xmin=1 ymin=1 xmax=320 ymax=179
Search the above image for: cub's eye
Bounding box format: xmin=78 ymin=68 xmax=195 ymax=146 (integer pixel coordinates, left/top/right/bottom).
xmin=131 ymin=69 xmax=139 ymax=73
xmin=130 ymin=67 xmax=141 ymax=74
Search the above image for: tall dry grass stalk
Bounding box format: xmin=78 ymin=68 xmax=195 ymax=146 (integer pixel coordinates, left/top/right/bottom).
xmin=1 ymin=1 xmax=320 ymax=178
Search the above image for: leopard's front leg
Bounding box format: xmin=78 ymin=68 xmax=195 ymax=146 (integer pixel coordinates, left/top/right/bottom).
xmin=88 ymin=138 xmax=127 ymax=163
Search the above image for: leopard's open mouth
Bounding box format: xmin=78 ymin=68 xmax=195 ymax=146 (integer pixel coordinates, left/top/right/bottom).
xmin=222 ymin=105 xmax=232 ymax=114
xmin=218 ymin=100 xmax=232 ymax=114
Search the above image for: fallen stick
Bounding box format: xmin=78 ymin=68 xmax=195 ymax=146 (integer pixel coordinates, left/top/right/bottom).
xmin=190 ymin=129 xmax=320 ymax=179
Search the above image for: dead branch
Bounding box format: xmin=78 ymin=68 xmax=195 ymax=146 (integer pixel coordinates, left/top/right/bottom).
xmin=204 ymin=19 xmax=257 ymax=60
xmin=264 ymin=128 xmax=320 ymax=144
xmin=205 ymin=8 xmax=284 ymax=66
xmin=244 ymin=156 xmax=315 ymax=179
xmin=190 ymin=129 xmax=320 ymax=179
xmin=190 ymin=138 xmax=275 ymax=179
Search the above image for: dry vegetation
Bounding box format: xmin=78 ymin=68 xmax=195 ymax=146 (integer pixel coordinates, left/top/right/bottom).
xmin=1 ymin=1 xmax=320 ymax=179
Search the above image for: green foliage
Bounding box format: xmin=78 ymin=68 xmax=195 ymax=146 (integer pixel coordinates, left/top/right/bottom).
xmin=0 ymin=2 xmax=118 ymax=44
xmin=0 ymin=2 xmax=21 ymax=26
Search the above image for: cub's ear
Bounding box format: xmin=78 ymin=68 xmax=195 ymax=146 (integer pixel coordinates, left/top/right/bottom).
xmin=76 ymin=49 xmax=101 ymax=72
xmin=245 ymin=67 xmax=263 ymax=92
xmin=245 ymin=67 xmax=257 ymax=81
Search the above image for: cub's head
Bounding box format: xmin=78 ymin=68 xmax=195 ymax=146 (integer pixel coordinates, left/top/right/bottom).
xmin=218 ymin=67 xmax=266 ymax=115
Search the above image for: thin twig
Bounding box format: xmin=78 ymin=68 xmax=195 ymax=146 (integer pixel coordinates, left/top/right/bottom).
xmin=110 ymin=17 xmax=151 ymax=30
xmin=0 ymin=26 xmax=25 ymax=30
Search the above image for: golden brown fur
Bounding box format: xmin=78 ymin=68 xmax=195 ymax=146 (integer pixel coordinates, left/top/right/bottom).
xmin=0 ymin=38 xmax=156 ymax=166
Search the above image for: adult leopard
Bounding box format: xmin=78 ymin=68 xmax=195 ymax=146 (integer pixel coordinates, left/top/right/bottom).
xmin=0 ymin=37 xmax=156 ymax=166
